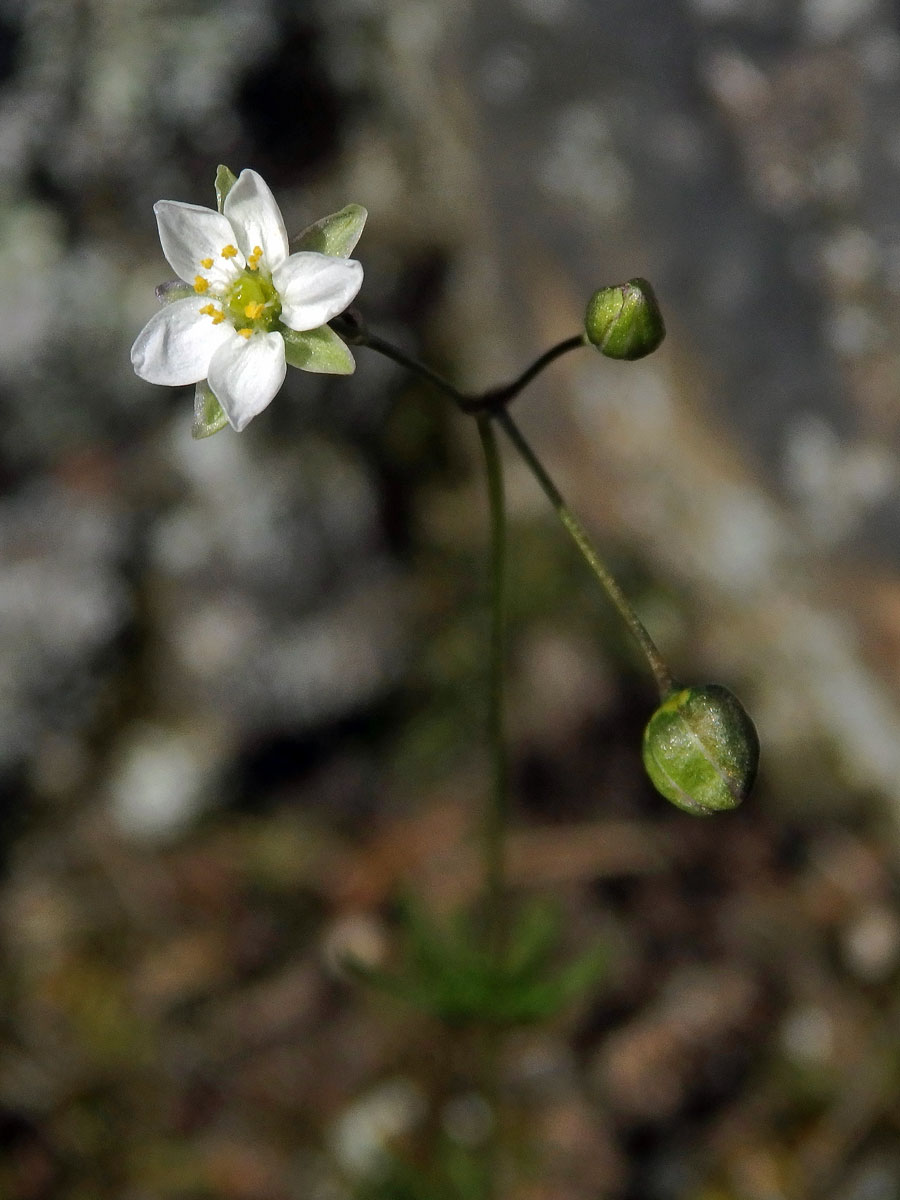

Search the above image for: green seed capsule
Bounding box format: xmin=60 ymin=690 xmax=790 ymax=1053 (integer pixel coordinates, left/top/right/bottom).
xmin=584 ymin=278 xmax=666 ymax=360
xmin=642 ymin=684 xmax=759 ymax=816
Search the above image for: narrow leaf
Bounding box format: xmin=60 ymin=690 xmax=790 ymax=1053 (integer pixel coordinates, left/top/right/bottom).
xmin=292 ymin=204 xmax=367 ymax=257
xmin=192 ymin=380 xmax=229 ymax=439
xmin=281 ymin=324 xmax=356 ymax=374
xmin=504 ymin=900 xmax=560 ymax=980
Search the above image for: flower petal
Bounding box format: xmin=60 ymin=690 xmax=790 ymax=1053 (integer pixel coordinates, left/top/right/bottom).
xmin=272 ymin=253 xmax=363 ymax=332
xmin=131 ymin=296 xmax=236 ymax=386
xmin=223 ymin=169 xmax=290 ymax=272
xmin=207 ymin=332 xmax=287 ymax=431
xmin=154 ymin=200 xmax=245 ymax=286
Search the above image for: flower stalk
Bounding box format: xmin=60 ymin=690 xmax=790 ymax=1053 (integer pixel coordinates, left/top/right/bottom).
xmin=341 ymin=318 xmax=676 ymax=697
xmin=493 ymin=408 xmax=674 ymax=698
xmin=477 ymin=413 xmax=508 ymax=1200
xmin=477 ymin=414 xmax=510 ymax=959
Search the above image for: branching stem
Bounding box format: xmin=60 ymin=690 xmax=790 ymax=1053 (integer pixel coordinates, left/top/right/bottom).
xmin=336 ymin=310 xmax=674 ymax=695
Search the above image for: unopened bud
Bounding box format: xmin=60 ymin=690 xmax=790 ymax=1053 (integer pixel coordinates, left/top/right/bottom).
xmin=642 ymin=684 xmax=759 ymax=816
xmin=584 ymin=278 xmax=665 ymax=360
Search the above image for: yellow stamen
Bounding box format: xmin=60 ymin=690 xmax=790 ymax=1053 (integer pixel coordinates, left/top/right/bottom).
xmin=243 ymin=302 xmax=265 ymax=319
xmin=221 ymin=244 xmax=238 ymax=259
xmin=237 ymin=328 xmax=253 ymax=338
xmin=200 ymin=257 xmax=214 ymax=269
xmin=247 ymin=244 xmax=264 ymax=270
xmin=199 ymin=303 xmax=226 ymax=324
xmin=193 ymin=275 xmax=209 ymax=293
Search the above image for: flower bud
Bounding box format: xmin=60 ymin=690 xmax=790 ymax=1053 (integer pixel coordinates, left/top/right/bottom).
xmin=642 ymin=684 xmax=759 ymax=816
xmin=584 ymin=278 xmax=665 ymax=360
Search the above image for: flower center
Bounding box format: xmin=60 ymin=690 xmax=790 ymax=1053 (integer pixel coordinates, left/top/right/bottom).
xmin=194 ymin=244 xmax=282 ymax=338
xmin=225 ymin=270 xmax=281 ymax=332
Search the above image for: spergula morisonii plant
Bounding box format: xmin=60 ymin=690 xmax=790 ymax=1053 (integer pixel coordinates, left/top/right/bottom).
xmin=132 ymin=163 xmax=760 ymax=1191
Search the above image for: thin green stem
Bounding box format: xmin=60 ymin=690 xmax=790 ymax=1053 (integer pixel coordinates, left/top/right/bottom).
xmin=337 ymin=310 xmax=674 ymax=1196
xmin=338 ymin=311 xmax=675 ymax=696
xmin=494 ymin=409 xmax=674 ymax=699
xmin=331 ymin=312 xmax=582 ymax=413
xmin=476 ymin=414 xmax=507 ymax=1200
xmin=477 ymin=414 xmax=509 ymax=958
xmin=459 ymin=335 xmax=586 ymax=413
xmin=351 ymin=328 xmax=470 ymax=403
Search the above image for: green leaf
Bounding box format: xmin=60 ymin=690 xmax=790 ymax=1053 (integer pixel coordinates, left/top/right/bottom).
xmin=347 ymin=896 xmax=606 ymax=1029
xmin=292 ymin=204 xmax=367 ymax=257
xmin=215 ymin=164 xmax=238 ymax=213
xmin=281 ymin=324 xmax=356 ymax=374
xmin=553 ymin=942 xmax=608 ymax=999
xmin=507 ymin=943 xmax=607 ymax=1023
xmin=502 ymin=899 xmax=561 ymax=980
xmin=192 ymin=380 xmax=229 ymax=439
xmin=355 ymin=1143 xmax=490 ymax=1200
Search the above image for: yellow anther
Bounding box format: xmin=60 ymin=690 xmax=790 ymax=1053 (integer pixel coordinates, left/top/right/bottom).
xmin=237 ymin=328 xmax=253 ymax=338
xmin=200 ymin=257 xmax=214 ymax=269
xmin=193 ymin=275 xmax=209 ymax=293
xmin=247 ymin=244 xmax=264 ymax=270
xmin=199 ymin=303 xmax=225 ymax=324
xmin=243 ymin=302 xmax=265 ymax=319
xmin=221 ymin=244 xmax=238 ymax=259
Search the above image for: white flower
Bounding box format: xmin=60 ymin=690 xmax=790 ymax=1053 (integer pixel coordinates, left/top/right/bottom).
xmin=131 ymin=168 xmax=365 ymax=432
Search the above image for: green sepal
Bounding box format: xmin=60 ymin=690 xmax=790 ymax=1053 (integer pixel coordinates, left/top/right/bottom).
xmin=281 ymin=324 xmax=356 ymax=374
xmin=155 ymin=280 xmax=193 ymax=305
xmin=584 ymin=277 xmax=666 ymax=360
xmin=292 ymin=203 xmax=367 ymax=257
xmin=192 ymin=380 xmax=230 ymax=439
xmin=642 ymin=683 xmax=759 ymax=816
xmin=214 ymin=164 xmax=238 ymax=213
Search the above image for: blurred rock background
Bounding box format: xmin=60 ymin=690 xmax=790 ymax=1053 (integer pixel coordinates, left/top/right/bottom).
xmin=2 ymin=0 xmax=900 ymax=1197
